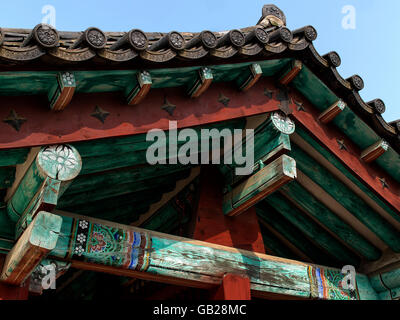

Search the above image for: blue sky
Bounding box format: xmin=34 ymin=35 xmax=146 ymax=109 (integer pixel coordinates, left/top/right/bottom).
xmin=1 ymin=0 xmax=399 ymax=121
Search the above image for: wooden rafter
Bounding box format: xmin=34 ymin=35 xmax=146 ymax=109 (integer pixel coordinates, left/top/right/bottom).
xmin=0 ymin=80 xmax=280 ymax=150
xmin=361 ymin=140 xmax=389 ymax=163
xmin=48 ymin=72 xmax=76 ymax=111
xmin=290 ymin=90 xmax=400 ymax=213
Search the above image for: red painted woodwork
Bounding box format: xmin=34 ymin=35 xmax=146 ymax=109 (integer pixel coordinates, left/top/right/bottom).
xmin=0 ymin=80 xmax=280 ymax=150
xmin=0 ymin=282 xmax=28 ymax=300
xmin=290 ymin=90 xmax=400 ymax=213
xmin=212 ymin=274 xmax=251 ymax=300
xmin=193 ymin=166 xmax=266 ymax=254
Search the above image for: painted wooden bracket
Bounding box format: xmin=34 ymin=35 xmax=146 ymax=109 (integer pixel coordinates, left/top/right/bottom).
xmin=48 ymin=72 xmax=76 ymax=111
xmin=42 ymin=209 xmax=377 ymax=300
xmin=219 ymin=112 xmax=294 ymax=187
xmin=318 ymin=99 xmax=346 ymax=124
xmin=361 ymin=140 xmax=389 ymax=163
xmin=187 ymin=67 xmax=213 ymax=98
xmin=0 ymin=211 xmax=62 ymax=286
xmin=223 ymin=155 xmax=297 ymax=217
xmin=236 ymin=63 xmax=263 ymax=92
xmin=278 ymin=60 xmax=303 ymax=86
xmin=125 ymin=71 xmax=152 ymax=105
xmin=6 ymin=145 xmax=81 ymax=238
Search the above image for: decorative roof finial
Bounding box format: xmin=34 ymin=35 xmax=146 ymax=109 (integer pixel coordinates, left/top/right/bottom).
xmin=257 ymin=4 xmax=286 ymax=27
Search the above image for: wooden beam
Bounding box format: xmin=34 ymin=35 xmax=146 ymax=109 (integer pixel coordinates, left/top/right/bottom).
xmin=258 ymin=218 xmax=313 ymax=263
xmin=47 ymin=210 xmax=378 ymax=300
xmin=6 ymin=145 xmax=81 ymax=238
xmin=278 ymin=60 xmax=303 ymax=86
xmin=290 ymin=91 xmax=400 ymax=214
xmin=291 ymin=144 xmax=400 ymax=253
xmin=132 ymin=166 xmax=200 ymax=227
xmin=291 ymin=131 xmax=397 ymax=244
xmin=0 ymin=79 xmax=281 ymax=150
xmin=223 ymin=155 xmax=296 ymax=216
xmin=48 ymin=72 xmax=76 ymax=111
xmin=193 ymin=166 xmax=265 ymax=254
xmin=0 ymin=211 xmax=62 ymax=285
xmin=361 ymin=248 xmax=400 ymax=275
xmin=0 ymin=281 xmax=28 ymax=300
xmin=236 ymin=63 xmax=263 ymax=92
xmin=361 ymin=140 xmax=389 ymax=163
xmin=369 ymin=266 xmax=400 ymax=300
xmin=263 ymin=193 xmax=361 ymax=266
xmin=125 ymin=71 xmax=152 ymax=105
xmin=280 ymin=180 xmax=381 ymax=261
xmin=318 ymin=99 xmax=346 ymax=124
xmin=187 ymin=67 xmax=213 ymax=98
xmin=219 ymin=113 xmax=292 ymax=187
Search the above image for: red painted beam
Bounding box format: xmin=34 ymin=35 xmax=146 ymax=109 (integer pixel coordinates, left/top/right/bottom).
xmin=193 ymin=166 xmax=266 ymax=254
xmin=212 ymin=274 xmax=251 ymax=300
xmin=0 ymin=282 xmax=28 ymax=300
xmin=0 ymin=80 xmax=279 ymax=150
xmin=290 ymin=90 xmax=400 ymax=213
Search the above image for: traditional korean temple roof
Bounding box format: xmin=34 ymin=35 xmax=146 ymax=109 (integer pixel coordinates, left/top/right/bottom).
xmin=0 ymin=4 xmax=400 ymax=300
xmin=0 ymin=5 xmax=398 ymax=151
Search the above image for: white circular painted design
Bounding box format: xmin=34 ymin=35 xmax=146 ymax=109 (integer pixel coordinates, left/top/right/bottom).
xmin=271 ymin=111 xmax=295 ymax=134
xmin=37 ymin=144 xmax=82 ymax=181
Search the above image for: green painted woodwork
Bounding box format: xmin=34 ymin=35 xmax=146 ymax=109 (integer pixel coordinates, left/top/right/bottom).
xmin=48 ymin=72 xmax=76 ymax=110
xmin=66 ymin=164 xmax=189 ymax=196
xmin=291 ymin=144 xmax=400 ymax=252
xmin=0 ymin=166 xmax=15 ymax=188
xmin=125 ymin=70 xmax=152 ymax=104
xmin=257 ymin=204 xmax=343 ymax=267
xmin=59 ymin=188 xmax=162 ymax=216
xmin=281 ymin=181 xmax=381 ymax=261
xmin=259 ymin=223 xmax=301 ymax=261
xmin=0 ymin=237 xmax=13 ymax=254
xmin=0 ymin=208 xmax=14 ymax=239
xmin=0 ymin=59 xmax=291 ymax=96
xmin=291 ymin=64 xmax=400 ymax=182
xmin=29 ymin=211 xmax=63 ymax=249
xmin=141 ymin=202 xmax=178 ymax=231
xmin=0 ymin=148 xmax=29 ymax=167
xmin=219 ymin=116 xmax=291 ymax=186
xmin=0 ymin=211 xmax=62 ymax=284
xmin=291 ymin=64 xmax=338 ymax=111
xmin=356 ymin=275 xmax=381 ymax=300
xmin=7 ymin=145 xmax=82 ymax=225
xmin=15 ymin=177 xmax=63 ymax=239
xmin=370 ymin=267 xmax=400 ymax=293
xmin=235 ymin=63 xmax=262 ymax=91
xmin=73 ymin=119 xmax=245 ymax=158
xmin=58 ymin=169 xmax=190 ymax=208
xmin=294 ymin=127 xmax=400 ymax=225
xmin=49 ymin=211 xmax=365 ymax=300
xmin=223 ymin=155 xmax=296 ymax=216
xmin=186 ymin=67 xmax=213 ymax=98
xmin=265 ymin=192 xmax=361 ymax=266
